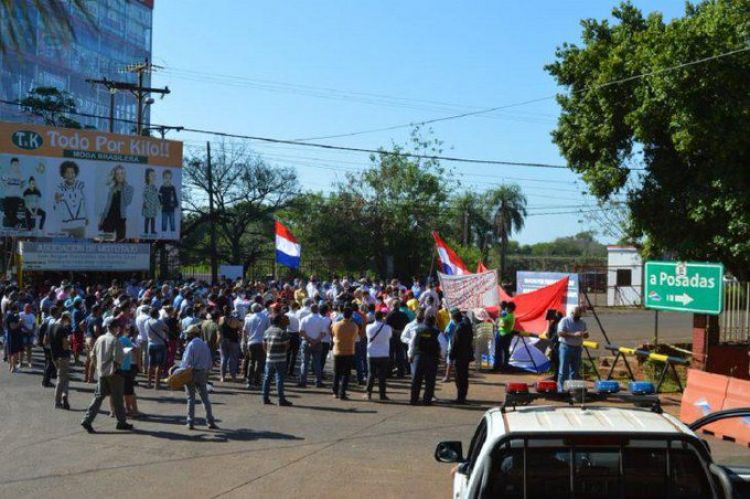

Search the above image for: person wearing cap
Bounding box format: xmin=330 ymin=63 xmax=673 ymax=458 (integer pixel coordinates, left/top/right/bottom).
xmin=448 ymin=309 xmax=474 ymax=404
xmin=81 ymin=317 xmax=132 ymax=433
xmin=181 ymin=324 xmax=218 ymax=430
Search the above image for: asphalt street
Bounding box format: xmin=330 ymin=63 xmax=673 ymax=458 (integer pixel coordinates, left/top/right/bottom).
xmin=1 ymin=342 xmax=748 ymax=498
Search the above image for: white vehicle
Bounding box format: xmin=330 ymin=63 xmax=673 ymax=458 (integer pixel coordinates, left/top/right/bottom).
xmin=435 ymin=380 xmax=750 ymax=499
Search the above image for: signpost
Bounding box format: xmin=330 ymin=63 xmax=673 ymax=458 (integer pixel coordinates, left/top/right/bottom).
xmin=644 ymin=261 xmax=724 ymax=315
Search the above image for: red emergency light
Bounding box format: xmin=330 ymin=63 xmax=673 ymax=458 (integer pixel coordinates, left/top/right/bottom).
xmin=535 ymin=380 xmax=558 ymax=393
xmin=506 ymin=382 xmax=530 ymax=394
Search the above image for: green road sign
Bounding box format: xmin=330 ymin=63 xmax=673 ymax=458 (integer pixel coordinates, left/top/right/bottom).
xmin=644 ymin=261 xmax=724 ymax=314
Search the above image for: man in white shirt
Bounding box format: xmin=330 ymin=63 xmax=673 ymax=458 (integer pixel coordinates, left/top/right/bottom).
xmin=419 ymin=282 xmax=439 ymax=308
xmin=285 ymin=302 xmax=301 ymax=376
xmin=243 ymin=303 xmax=269 ymax=388
xmin=298 ymin=304 xmax=326 ymax=388
xmin=134 ymin=302 xmax=151 ymax=373
xmin=364 ymin=311 xmax=392 ymax=401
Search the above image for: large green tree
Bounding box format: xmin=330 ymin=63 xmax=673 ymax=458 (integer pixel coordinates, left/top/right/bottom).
xmin=285 ymin=127 xmax=451 ymax=277
xmin=546 ymin=1 xmax=750 ymax=277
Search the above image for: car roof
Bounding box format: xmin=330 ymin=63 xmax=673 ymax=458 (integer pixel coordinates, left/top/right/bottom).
xmin=486 ymin=405 xmax=693 ymax=437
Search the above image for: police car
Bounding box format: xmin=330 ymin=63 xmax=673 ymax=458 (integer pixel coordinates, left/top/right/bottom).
xmin=435 ymin=380 xmax=750 ymax=498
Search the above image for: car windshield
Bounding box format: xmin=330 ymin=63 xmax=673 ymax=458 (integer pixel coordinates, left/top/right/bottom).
xmin=479 ymin=437 xmax=713 ymax=499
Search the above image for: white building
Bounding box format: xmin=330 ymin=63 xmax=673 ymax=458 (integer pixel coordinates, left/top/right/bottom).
xmin=607 ymin=246 xmax=642 ymax=306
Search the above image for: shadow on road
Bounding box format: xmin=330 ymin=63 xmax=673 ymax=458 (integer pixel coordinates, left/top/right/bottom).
xmin=292 ymin=404 xmax=377 ymax=414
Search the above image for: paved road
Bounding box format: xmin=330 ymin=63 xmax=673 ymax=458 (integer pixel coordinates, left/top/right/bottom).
xmin=0 ymin=348 xmax=746 ymax=498
xmin=586 ymin=308 xmax=693 ymax=347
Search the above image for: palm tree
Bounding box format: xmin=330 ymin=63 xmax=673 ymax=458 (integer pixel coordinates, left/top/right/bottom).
xmin=486 ymin=184 xmax=527 ymax=282
xmin=0 ymin=0 xmax=92 ymax=54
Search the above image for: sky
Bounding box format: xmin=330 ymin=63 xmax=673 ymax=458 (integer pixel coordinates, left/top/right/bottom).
xmin=149 ymin=0 xmax=687 ymax=244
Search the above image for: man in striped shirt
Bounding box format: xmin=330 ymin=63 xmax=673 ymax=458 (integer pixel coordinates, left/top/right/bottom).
xmin=261 ymin=314 xmax=292 ymax=406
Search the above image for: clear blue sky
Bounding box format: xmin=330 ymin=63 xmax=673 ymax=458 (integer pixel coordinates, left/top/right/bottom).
xmin=149 ymin=0 xmax=686 ymax=244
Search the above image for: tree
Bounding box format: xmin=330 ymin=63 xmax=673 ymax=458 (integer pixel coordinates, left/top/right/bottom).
xmin=182 ymin=141 xmax=299 ymax=268
xmin=546 ymin=1 xmax=750 ymax=277
xmin=486 ymin=184 xmax=527 ymax=281
xmin=285 ymin=127 xmax=452 ymax=277
xmin=0 ymin=0 xmax=93 ymax=54
xmin=19 ymin=86 xmax=84 ymax=128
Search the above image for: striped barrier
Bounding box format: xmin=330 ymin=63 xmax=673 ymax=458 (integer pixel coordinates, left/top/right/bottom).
xmin=604 ymin=343 xmax=689 ymax=392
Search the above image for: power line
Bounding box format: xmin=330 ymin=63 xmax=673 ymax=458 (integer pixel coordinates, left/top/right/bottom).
xmin=293 ymin=45 xmax=750 ymax=141
xmin=0 ymin=98 xmax=586 ymax=171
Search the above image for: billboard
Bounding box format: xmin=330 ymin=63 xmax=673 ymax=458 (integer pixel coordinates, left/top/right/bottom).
xmin=0 ymin=122 xmax=182 ymax=241
xmin=20 ymin=241 xmax=150 ymax=271
xmin=516 ymin=271 xmax=580 ymax=314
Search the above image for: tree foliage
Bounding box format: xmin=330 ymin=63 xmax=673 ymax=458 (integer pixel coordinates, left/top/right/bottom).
xmin=181 ymin=141 xmax=299 ymax=267
xmin=285 ymin=128 xmax=451 ymax=277
xmin=19 ymin=86 xmax=84 ymax=128
xmin=546 ymin=1 xmax=750 ymax=276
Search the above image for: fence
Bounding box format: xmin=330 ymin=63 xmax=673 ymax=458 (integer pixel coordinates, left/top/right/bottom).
xmin=720 ymin=281 xmax=750 ymax=343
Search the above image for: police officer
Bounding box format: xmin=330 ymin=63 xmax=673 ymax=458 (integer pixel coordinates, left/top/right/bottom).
xmin=448 ymin=308 xmax=474 ymax=404
xmin=408 ymin=315 xmax=441 ymax=405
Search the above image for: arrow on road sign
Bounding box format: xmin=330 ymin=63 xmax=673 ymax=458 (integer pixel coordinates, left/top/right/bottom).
xmin=674 ymin=293 xmax=693 ymax=306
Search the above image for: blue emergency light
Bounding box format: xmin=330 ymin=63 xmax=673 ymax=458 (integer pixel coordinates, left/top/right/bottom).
xmin=629 ymin=381 xmax=656 ymax=395
xmin=594 ymin=380 xmax=620 ymax=394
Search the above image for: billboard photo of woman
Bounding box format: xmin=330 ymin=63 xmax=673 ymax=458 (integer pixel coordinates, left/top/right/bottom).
xmin=99 ymin=164 xmax=133 ymax=241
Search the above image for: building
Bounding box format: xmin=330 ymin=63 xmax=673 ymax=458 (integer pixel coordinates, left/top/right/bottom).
xmin=606 ymin=245 xmax=643 ymax=307
xmin=0 ymin=0 xmax=153 ymax=134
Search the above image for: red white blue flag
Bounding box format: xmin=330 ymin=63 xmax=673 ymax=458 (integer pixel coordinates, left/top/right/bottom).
xmin=275 ymin=221 xmax=301 ymax=269
xmin=431 ymin=231 xmax=469 ymax=276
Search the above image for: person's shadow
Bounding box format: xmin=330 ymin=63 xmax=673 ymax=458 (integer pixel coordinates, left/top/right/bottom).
xmin=123 ymin=426 xmax=304 ymax=443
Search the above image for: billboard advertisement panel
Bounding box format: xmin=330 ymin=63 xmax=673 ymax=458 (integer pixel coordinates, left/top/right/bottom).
xmin=516 ymin=271 xmax=580 ymax=314
xmin=20 ymin=241 xmax=150 ymax=271
xmin=0 ymin=122 xmax=182 ymax=241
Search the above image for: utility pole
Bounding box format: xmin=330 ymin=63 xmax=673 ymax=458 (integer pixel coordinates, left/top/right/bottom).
xmin=143 ymin=125 xmax=184 ymax=140
xmin=87 ymin=59 xmax=169 ymax=135
xmin=123 ymin=59 xmax=170 ymax=135
xmin=206 ymin=141 xmax=218 ymax=285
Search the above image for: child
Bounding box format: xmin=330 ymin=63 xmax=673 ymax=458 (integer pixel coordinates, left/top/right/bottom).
xmin=158 ymin=169 xmax=178 ymax=233
xmin=53 ymin=160 xmax=87 ymax=238
xmin=142 ymin=168 xmax=158 ymax=235
xmin=23 ymin=176 xmax=46 ymax=232
xmin=3 ymin=157 xmax=25 ymax=228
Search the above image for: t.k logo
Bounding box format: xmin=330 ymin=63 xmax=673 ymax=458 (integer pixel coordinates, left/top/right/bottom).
xmin=12 ymin=130 xmax=43 ymax=150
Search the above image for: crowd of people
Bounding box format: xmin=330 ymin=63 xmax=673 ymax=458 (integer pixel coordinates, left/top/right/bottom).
xmin=0 ymin=274 xmax=587 ymax=433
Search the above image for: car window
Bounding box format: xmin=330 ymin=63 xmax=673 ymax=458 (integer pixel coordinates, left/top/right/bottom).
xmin=482 ymin=438 xmax=713 ymax=499
xmin=465 ymin=419 xmax=487 ymax=472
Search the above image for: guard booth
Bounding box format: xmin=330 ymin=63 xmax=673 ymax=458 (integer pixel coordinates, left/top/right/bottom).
xmin=606 ymin=245 xmax=642 ymax=306
xmin=17 ymin=240 xmax=150 ymax=289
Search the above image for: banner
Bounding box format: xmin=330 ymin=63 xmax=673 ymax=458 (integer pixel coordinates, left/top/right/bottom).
xmin=438 ymin=269 xmax=499 ymax=310
xmin=0 ymin=122 xmax=182 ymax=241
xmin=516 ymin=271 xmax=579 ymax=314
xmin=491 ymin=276 xmax=569 ymax=333
xmin=19 ymin=241 xmax=150 ymax=271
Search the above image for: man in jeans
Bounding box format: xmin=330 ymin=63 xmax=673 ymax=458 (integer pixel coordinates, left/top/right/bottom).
xmin=243 ymin=303 xmax=269 ymax=388
xmin=181 ymin=325 xmax=218 ymax=430
xmin=262 ymin=314 xmax=292 ymax=406
xmin=50 ymin=312 xmax=73 ymax=410
xmin=298 ymin=304 xmax=325 ymax=388
xmin=331 ymin=307 xmax=360 ymax=400
xmin=557 ymin=306 xmax=588 ymax=390
xmin=81 ymin=317 xmax=132 ymax=433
